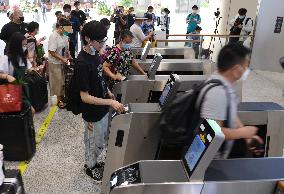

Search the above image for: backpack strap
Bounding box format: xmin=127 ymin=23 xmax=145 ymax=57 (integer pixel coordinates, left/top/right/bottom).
xmin=245 ymin=17 xmax=252 ymax=26
xmin=196 ymin=79 xmax=231 ymax=127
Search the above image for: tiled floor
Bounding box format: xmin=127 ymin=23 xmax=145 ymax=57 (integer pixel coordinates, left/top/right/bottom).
xmin=4 ymin=69 xmax=284 ymax=194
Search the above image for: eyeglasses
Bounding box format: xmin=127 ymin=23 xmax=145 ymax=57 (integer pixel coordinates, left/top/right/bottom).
xmin=95 ymin=37 xmax=108 ymax=44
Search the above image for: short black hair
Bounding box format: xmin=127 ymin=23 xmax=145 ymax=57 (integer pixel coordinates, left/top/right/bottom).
xmin=217 ymin=43 xmax=250 ymax=72
xmin=34 ymin=9 xmax=38 ymax=12
xmin=145 ymin=13 xmax=153 ymax=20
xmin=192 ymin=5 xmax=198 ymax=9
xmin=119 ymin=29 xmax=134 ymax=41
xmin=63 ymin=4 xmax=71 ymax=10
xmin=148 ymin=6 xmax=154 ymax=10
xmin=164 ymin=8 xmax=170 ymax=14
xmin=55 ymin=11 xmax=62 ymax=16
xmin=81 ymin=21 xmax=107 ymax=45
xmin=58 ymin=18 xmax=71 ymax=26
xmin=27 ymin=21 xmax=39 ymax=33
xmin=74 ymin=1 xmax=80 ymax=6
xmin=238 ymin=8 xmax=247 ymax=16
xmin=100 ymin=18 xmax=110 ymax=27
xmin=195 ymin=26 xmax=202 ymax=31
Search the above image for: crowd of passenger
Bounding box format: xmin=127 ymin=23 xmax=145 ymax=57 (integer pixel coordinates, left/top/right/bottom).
xmin=0 ymin=2 xmax=259 ymax=184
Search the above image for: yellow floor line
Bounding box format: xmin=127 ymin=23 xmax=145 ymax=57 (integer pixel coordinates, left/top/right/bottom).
xmin=18 ymin=104 xmax=58 ymax=175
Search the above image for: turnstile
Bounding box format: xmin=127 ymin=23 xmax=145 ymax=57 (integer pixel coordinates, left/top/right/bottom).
xmin=131 ymin=59 xmax=214 ymax=75
xmin=108 ymin=119 xmax=284 ymax=194
xmin=113 ymin=75 xmax=207 ymax=104
xmin=109 ymin=158 xmax=284 ymax=194
xmin=132 ymin=47 xmax=195 ymax=59
xmin=102 ymin=101 xmax=284 ymax=193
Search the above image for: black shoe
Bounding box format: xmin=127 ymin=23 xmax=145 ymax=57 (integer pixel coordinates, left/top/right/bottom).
xmin=84 ymin=163 xmax=104 ymax=183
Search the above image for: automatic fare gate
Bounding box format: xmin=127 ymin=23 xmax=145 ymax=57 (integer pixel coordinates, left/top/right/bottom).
xmin=108 ymin=119 xmax=284 ymax=194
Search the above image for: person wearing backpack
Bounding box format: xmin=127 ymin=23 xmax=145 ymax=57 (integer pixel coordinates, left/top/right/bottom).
xmin=159 ymin=44 xmax=263 ymax=160
xmin=77 ymin=21 xmax=125 ymax=182
xmin=185 ymin=5 xmax=201 ymax=47
xmin=200 ymin=43 xmax=263 ymax=158
xmin=103 ymin=29 xmax=146 ymax=89
xmin=229 ymin=8 xmax=253 ymax=44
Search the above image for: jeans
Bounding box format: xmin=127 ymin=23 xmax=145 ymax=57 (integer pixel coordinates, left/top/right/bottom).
xmin=83 ymin=113 xmax=109 ymax=169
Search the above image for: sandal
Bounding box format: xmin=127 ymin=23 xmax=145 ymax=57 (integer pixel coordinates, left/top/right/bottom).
xmin=57 ymin=100 xmax=66 ymax=109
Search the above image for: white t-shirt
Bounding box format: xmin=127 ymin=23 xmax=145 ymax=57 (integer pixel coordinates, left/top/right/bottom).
xmin=48 ymin=31 xmax=69 ymax=64
xmin=130 ymin=23 xmax=146 ymax=48
xmin=0 ymin=55 xmax=32 ymax=75
xmin=0 ymin=40 xmax=5 ymax=56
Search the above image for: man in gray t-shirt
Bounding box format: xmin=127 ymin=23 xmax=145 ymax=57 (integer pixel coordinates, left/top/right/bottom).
xmin=200 ymin=44 xmax=263 ymax=158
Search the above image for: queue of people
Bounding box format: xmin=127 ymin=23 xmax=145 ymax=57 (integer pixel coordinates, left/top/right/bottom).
xmin=0 ymin=4 xmax=259 ymax=186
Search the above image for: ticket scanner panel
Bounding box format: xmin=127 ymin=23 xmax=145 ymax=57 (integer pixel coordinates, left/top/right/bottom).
xmin=140 ymin=41 xmax=151 ymax=61
xmin=109 ymin=119 xmax=225 ymax=193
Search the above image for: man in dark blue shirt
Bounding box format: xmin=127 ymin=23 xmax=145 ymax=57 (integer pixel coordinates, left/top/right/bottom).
xmin=63 ymin=4 xmax=80 ymax=59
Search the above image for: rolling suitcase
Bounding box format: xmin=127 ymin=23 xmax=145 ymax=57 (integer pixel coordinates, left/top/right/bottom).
xmin=25 ymin=72 xmax=48 ymax=112
xmin=0 ymin=106 xmax=36 ymax=161
xmin=0 ymin=169 xmax=25 ymax=194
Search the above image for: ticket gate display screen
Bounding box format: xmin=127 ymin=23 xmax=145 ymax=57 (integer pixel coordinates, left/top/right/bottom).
xmin=182 ymin=119 xmax=216 ymax=177
xmin=140 ymin=41 xmax=151 ymax=61
xmin=159 ymin=74 xmax=180 ymax=107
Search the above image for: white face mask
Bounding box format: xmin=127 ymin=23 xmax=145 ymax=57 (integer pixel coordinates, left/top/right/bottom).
xmin=240 ymin=68 xmax=251 ymax=81
xmin=64 ymin=12 xmax=70 ymax=17
xmin=192 ymin=10 xmax=197 ymax=14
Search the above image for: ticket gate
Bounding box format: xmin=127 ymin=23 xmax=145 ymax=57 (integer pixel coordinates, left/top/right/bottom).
xmin=102 ymin=90 xmax=284 ymax=193
xmin=132 ymin=59 xmax=214 ymax=75
xmin=132 ymin=47 xmax=195 ymax=59
xmin=238 ymin=102 xmax=284 ymax=157
xmin=108 ymin=119 xmax=284 ymax=194
xmin=114 ymin=75 xmax=207 ymax=104
xmin=109 ymin=158 xmax=284 ymax=194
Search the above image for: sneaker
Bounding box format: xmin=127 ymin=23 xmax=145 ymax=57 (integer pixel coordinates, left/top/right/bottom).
xmin=84 ymin=163 xmax=104 ymax=183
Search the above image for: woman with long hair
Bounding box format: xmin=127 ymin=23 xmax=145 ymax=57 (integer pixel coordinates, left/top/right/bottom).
xmin=0 ymin=32 xmax=34 ymax=113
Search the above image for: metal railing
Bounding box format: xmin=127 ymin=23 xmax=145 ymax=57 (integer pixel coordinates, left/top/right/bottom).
xmin=155 ymin=34 xmax=254 ymax=59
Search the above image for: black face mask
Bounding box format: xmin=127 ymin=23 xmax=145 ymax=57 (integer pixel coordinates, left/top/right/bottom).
xmin=19 ymin=16 xmax=24 ymax=22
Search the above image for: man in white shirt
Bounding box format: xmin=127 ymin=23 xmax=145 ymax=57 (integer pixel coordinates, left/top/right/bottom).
xmin=130 ymin=12 xmax=154 ymax=47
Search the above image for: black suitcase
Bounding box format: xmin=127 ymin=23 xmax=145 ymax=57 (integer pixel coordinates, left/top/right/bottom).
xmin=0 ymin=106 xmax=36 ymax=161
xmin=25 ymin=72 xmax=48 ymax=112
xmin=0 ymin=169 xmax=25 ymax=194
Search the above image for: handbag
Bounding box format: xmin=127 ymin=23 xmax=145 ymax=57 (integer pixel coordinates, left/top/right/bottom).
xmin=0 ymin=83 xmax=22 ymax=113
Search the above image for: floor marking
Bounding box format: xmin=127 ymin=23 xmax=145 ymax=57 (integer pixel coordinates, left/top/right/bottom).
xmin=18 ymin=104 xmax=58 ymax=175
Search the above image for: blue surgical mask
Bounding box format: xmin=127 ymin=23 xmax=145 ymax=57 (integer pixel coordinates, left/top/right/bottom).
xmin=63 ymin=31 xmax=69 ymax=36
xmin=239 ymin=15 xmax=245 ymax=19
xmin=90 ymin=46 xmax=97 ymax=55
xmin=122 ymin=43 xmax=131 ymax=50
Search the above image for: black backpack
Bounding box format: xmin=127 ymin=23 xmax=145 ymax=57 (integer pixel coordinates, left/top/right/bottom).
xmin=159 ymin=79 xmax=225 ymax=145
xmin=65 ymin=58 xmax=85 ymax=115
